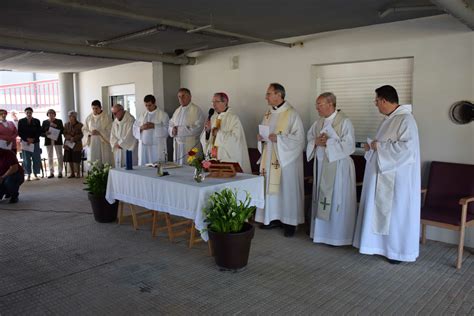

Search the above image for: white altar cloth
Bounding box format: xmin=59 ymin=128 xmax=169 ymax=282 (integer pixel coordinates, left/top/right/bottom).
xmin=105 ymin=166 xmax=264 ymax=240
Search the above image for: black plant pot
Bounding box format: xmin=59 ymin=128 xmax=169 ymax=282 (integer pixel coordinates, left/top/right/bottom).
xmin=88 ymin=193 xmax=118 ymax=223
xmin=208 ymin=222 xmax=255 ymax=270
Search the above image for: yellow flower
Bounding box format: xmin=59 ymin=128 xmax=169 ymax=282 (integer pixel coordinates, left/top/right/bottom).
xmin=191 ymin=147 xmax=199 ymax=153
xmin=187 ymin=156 xmax=195 ymax=164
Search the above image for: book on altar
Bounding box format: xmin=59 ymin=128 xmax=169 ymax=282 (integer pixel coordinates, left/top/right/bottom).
xmin=145 ymin=161 xmax=181 ymax=169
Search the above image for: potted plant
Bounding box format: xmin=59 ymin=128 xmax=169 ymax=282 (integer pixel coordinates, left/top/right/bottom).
xmin=84 ymin=160 xmax=118 ymax=223
xmin=204 ymin=188 xmax=257 ymax=270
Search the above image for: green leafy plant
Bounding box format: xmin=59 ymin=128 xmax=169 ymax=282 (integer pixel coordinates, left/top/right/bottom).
xmin=204 ymin=188 xmax=256 ymax=233
xmin=84 ymin=160 xmax=111 ymax=196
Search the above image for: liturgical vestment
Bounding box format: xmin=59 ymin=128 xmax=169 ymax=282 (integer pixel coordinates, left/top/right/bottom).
xmin=255 ymin=102 xmax=305 ymax=226
xmin=353 ymin=104 xmax=421 ymax=262
xmin=133 ymin=108 xmax=169 ymax=165
xmin=307 ymin=110 xmax=357 ymax=246
xmin=168 ymin=103 xmax=205 ymax=164
xmin=110 ymin=111 xmax=137 ymax=168
xmin=82 ymin=111 xmax=113 ymax=166
xmin=200 ymin=107 xmax=251 ymax=174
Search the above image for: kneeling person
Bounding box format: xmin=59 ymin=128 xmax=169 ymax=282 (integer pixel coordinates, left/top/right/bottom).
xmin=0 ymin=148 xmax=24 ymax=203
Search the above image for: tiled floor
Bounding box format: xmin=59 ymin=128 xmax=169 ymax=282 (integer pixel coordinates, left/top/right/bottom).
xmin=0 ymin=177 xmax=473 ymax=315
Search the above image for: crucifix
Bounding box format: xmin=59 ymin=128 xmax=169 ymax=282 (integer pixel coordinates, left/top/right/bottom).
xmin=319 ymin=197 xmax=330 ymax=210
xmin=272 ymin=160 xmax=280 ymax=169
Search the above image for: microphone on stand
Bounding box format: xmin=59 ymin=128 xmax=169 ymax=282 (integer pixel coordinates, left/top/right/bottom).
xmin=205 ymin=108 xmax=215 ymax=140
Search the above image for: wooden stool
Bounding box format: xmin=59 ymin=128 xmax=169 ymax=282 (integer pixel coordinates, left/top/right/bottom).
xmin=150 ymin=213 xmax=205 ymax=249
xmin=117 ymin=202 xmax=154 ymax=230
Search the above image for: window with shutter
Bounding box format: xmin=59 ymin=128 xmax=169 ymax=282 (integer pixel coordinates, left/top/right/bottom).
xmin=312 ymin=58 xmax=413 ymax=144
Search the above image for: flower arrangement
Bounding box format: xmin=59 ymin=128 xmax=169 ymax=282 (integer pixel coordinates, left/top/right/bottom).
xmin=84 ymin=160 xmax=112 ymax=196
xmin=187 ymin=147 xmax=204 ymax=170
xmin=187 ymin=148 xmax=212 ymax=182
xmin=204 ymin=188 xmax=256 ymax=233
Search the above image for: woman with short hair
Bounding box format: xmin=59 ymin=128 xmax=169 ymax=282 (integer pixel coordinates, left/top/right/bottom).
xmin=63 ymin=111 xmax=83 ymax=178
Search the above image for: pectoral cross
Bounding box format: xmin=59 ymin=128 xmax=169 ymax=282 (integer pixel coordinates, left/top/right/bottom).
xmin=272 ymin=160 xmax=280 ymax=169
xmin=319 ymin=197 xmax=330 ymax=210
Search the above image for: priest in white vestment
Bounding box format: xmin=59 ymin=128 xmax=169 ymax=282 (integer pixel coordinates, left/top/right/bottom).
xmin=353 ymin=85 xmax=421 ymax=263
xmin=255 ymin=83 xmax=305 ymax=237
xmin=82 ymin=100 xmax=113 ymax=166
xmin=306 ymin=92 xmax=357 ymax=246
xmin=200 ymin=92 xmax=251 ymax=173
xmin=169 ymin=88 xmax=205 ymax=164
xmin=133 ymin=94 xmax=169 ymax=165
xmin=110 ymin=104 xmax=137 ymax=168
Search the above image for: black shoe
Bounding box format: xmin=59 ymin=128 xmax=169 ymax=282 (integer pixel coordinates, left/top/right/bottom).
xmin=283 ymin=224 xmax=296 ymax=237
xmin=58 ymin=174 xmax=63 ymax=178
xmin=260 ymin=220 xmax=282 ymax=230
xmin=48 ymin=174 xmax=54 ymax=178
xmin=9 ymin=196 xmax=19 ymax=203
xmin=387 ymin=259 xmax=402 ymax=265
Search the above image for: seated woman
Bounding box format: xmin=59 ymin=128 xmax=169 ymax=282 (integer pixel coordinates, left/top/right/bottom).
xmin=63 ymin=111 xmax=84 ymax=178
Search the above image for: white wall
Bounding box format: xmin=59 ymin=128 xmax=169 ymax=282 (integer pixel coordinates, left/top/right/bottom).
xmin=180 ymin=15 xmax=474 ymax=247
xmin=77 ymin=62 xmax=153 ymax=120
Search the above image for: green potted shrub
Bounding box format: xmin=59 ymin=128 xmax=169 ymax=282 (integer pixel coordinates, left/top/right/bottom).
xmin=204 ymin=188 xmax=257 ymax=270
xmin=84 ymin=160 xmax=118 ymax=223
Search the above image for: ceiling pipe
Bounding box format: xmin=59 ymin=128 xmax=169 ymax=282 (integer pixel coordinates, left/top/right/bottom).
xmin=431 ymin=0 xmax=474 ymax=30
xmin=92 ymin=25 xmax=166 ymax=47
xmin=47 ymin=0 xmax=295 ymax=48
xmin=0 ymin=34 xmax=196 ymax=65
xmin=187 ymin=25 xmax=213 ymax=34
xmin=379 ymin=5 xmax=439 ymax=18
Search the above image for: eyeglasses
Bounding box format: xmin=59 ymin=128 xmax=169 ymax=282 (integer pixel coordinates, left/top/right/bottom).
xmin=211 ymin=101 xmax=225 ymax=104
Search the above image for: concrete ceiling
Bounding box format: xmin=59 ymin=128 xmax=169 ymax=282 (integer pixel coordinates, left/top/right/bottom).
xmin=0 ymin=0 xmax=448 ymax=72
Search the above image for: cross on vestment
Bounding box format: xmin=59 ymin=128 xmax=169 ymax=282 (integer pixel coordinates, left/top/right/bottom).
xmin=264 ymin=111 xmax=271 ymax=120
xmin=272 ymin=160 xmax=280 ymax=169
xmin=260 ymin=168 xmax=266 ymax=177
xmin=320 ymin=197 xmax=330 ymax=210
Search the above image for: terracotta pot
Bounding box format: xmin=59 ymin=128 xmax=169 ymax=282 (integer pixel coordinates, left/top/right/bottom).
xmin=208 ymin=222 xmax=255 ymax=270
xmin=88 ymin=193 xmax=118 ymax=223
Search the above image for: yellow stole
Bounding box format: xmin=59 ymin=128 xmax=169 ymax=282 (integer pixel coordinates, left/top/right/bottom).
xmin=210 ymin=117 xmax=221 ymax=158
xmin=260 ymin=107 xmax=291 ymax=194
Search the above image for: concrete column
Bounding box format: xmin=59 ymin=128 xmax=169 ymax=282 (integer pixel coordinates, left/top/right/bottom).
xmin=58 ymin=73 xmax=75 ymax=122
xmin=152 ymin=62 xmax=181 ymax=159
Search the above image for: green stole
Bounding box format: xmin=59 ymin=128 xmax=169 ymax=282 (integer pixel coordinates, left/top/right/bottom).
xmin=313 ymin=111 xmax=346 ymax=221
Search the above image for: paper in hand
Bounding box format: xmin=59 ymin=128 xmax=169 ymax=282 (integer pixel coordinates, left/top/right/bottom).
xmin=322 ymin=125 xmax=339 ymax=140
xmin=21 ymin=141 xmax=34 ymax=152
xmin=47 ymin=127 xmax=60 ymax=141
xmin=259 ymin=125 xmax=270 ymax=141
xmin=0 ymin=140 xmax=12 ymax=150
xmin=364 ymin=137 xmax=374 ymax=161
xmin=65 ymin=140 xmax=75 ymax=149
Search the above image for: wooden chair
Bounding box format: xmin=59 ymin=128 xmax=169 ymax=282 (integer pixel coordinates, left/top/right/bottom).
xmin=420 ymin=161 xmax=474 ymax=269
xmin=248 ymin=147 xmax=261 ymax=175
xmin=350 ymin=154 xmax=366 ymax=202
